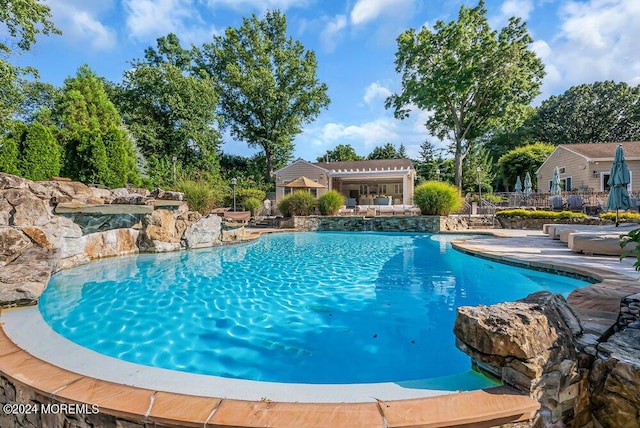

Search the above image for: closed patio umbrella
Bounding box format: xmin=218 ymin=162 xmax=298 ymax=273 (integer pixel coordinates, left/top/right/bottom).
xmin=523 ymin=172 xmax=532 ymax=197
xmin=514 ymin=176 xmax=523 ymax=194
xmin=550 ymin=167 xmax=561 ymax=195
xmin=605 ymin=144 xmax=631 ymax=226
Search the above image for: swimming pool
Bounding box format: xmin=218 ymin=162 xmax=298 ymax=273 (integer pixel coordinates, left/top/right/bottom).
xmin=39 ymin=232 xmax=588 ymax=385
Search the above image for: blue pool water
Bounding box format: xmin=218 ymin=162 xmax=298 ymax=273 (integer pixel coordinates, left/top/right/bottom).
xmin=39 ymin=232 xmax=589 ymax=384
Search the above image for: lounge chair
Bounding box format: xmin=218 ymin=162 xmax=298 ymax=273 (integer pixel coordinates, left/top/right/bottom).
xmin=378 ymin=205 xmax=394 ymax=215
xmin=223 ymin=211 xmax=251 ymax=224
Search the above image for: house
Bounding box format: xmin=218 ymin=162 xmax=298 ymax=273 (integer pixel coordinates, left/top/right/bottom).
xmin=535 ymin=141 xmax=640 ymax=193
xmin=274 ymin=158 xmax=417 ymax=205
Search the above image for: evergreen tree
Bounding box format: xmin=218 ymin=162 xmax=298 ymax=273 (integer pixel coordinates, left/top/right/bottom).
xmin=54 ymin=65 xmax=140 ymax=185
xmin=20 ymin=121 xmax=60 ymax=180
xmin=102 ymin=127 xmax=140 ymax=187
xmin=0 ymin=131 xmax=21 ymax=175
xmin=74 ymin=128 xmax=110 ymax=184
xmin=416 ymin=140 xmax=441 ymax=181
xmin=367 ymin=143 xmax=399 ymax=160
xmin=397 ymin=143 xmax=408 ymax=158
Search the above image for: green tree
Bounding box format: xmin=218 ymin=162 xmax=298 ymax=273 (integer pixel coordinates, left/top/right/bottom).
xmin=116 ymin=34 xmax=221 ymax=175
xmin=0 ymin=126 xmax=21 ymax=175
xmin=386 ymin=0 xmax=545 ymax=193
xmin=19 ymin=121 xmax=60 ymax=180
xmin=73 ymin=128 xmax=110 ymax=184
xmin=367 ymin=143 xmax=398 ymax=160
xmin=0 ymin=0 xmax=60 ymax=55
xmin=316 ymin=144 xmax=363 ymax=162
xmin=461 ymin=145 xmax=494 ymax=194
xmin=397 ymin=143 xmax=408 ymax=158
xmin=531 ymin=81 xmax=640 ymax=145
xmin=196 ymin=10 xmax=330 ymax=181
xmin=0 ymin=0 xmax=59 ymax=130
xmin=55 ymin=65 xmax=139 ymax=185
xmin=497 ymin=142 xmax=554 ymax=191
xmin=102 ymin=127 xmax=140 ymax=187
xmin=415 ymin=139 xmax=440 ymax=181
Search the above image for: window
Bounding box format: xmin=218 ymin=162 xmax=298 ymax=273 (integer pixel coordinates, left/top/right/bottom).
xmin=559 ymin=167 xmax=566 ymax=174
xmin=379 ymin=184 xmax=387 ymax=194
xmin=394 ymin=184 xmax=402 ymax=194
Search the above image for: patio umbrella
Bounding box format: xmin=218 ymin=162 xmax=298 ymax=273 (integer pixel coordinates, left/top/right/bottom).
xmin=282 ymin=176 xmax=327 ymax=189
xmin=605 ymin=144 xmax=631 ymax=226
xmin=550 ymin=167 xmax=561 ymax=195
xmin=514 ymin=176 xmax=523 ymax=194
xmin=523 ymin=172 xmax=532 ymax=197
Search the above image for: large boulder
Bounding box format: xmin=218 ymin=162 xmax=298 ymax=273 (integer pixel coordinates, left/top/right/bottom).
xmin=84 ymin=229 xmax=140 ymax=259
xmin=0 ymin=173 xmax=28 ymax=190
xmin=0 ymin=227 xmax=32 ymax=267
xmin=454 ymin=292 xmax=586 ymax=426
xmin=590 ymin=328 xmax=640 ymax=428
xmin=182 ymin=215 xmax=222 ymax=249
xmin=0 ymin=246 xmax=57 ymax=307
xmin=4 ymin=189 xmax=51 ymax=226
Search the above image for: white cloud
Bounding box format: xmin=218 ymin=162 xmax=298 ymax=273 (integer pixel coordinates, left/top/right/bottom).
xmin=46 ymin=0 xmax=116 ymax=51
xmin=350 ymin=0 xmax=416 ymax=26
xmin=124 ymin=0 xmax=202 ymax=43
xmin=500 ymin=0 xmax=534 ymax=20
xmin=363 ymin=82 xmax=392 ymax=107
xmin=539 ymin=0 xmax=640 ymax=94
xmin=320 ymin=15 xmax=347 ymax=52
xmin=209 ymin=0 xmax=311 ymax=12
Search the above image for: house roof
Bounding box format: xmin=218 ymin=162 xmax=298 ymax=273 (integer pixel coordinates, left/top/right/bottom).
xmin=313 ymin=158 xmax=414 ymax=171
xmin=536 ymin=141 xmax=640 ymax=175
xmin=560 ymin=141 xmax=640 ymax=160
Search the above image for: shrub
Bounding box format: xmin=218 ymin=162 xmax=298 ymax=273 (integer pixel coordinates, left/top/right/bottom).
xmin=237 ymin=188 xmax=266 ymax=202
xmin=21 ymin=122 xmax=61 ymax=181
xmin=278 ymin=191 xmax=316 ymax=217
xmin=496 ymin=209 xmax=587 ymax=219
xmin=600 ymin=212 xmax=640 ymax=222
xmin=317 ymin=190 xmax=344 ymax=215
xmin=413 ymin=181 xmax=462 ymax=215
xmin=176 ymin=179 xmax=217 ymax=215
xmin=242 ymin=196 xmax=262 ymax=215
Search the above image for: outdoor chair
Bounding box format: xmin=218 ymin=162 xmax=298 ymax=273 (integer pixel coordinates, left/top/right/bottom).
xmin=567 ymin=195 xmax=583 ymax=211
xmin=549 ymin=196 xmax=564 ymax=210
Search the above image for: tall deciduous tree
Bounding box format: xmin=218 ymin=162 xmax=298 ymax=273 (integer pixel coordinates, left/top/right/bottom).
xmin=196 ymin=10 xmax=330 ymax=181
xmin=1 ymin=0 xmax=60 ymax=128
xmin=531 ymin=81 xmax=640 ymax=145
xmin=386 ymin=0 xmax=545 ymax=193
xmin=316 ymin=144 xmax=363 ymax=162
xmin=115 ymin=34 xmax=221 ymax=175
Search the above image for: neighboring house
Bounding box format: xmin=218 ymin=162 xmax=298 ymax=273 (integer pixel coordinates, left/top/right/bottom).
xmin=274 ymin=158 xmax=417 ymax=205
xmin=536 ymin=141 xmax=640 ymax=193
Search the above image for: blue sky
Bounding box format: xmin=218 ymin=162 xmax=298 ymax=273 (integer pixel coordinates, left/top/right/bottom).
xmin=9 ymin=0 xmax=640 ymax=162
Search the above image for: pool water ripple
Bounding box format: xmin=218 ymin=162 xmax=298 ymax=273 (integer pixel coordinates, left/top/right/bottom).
xmin=39 ymin=232 xmax=589 ymax=384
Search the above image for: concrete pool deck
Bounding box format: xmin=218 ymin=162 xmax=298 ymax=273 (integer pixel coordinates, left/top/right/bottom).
xmin=2 ymin=228 xmax=639 ymax=427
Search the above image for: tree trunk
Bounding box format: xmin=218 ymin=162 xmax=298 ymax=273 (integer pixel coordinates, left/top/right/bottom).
xmin=454 ymin=140 xmax=464 ymax=195
xmin=263 ymin=144 xmax=274 ymax=182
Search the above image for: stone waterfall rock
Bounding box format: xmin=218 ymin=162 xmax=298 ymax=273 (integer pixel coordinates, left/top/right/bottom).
xmin=590 ymin=328 xmax=640 ymax=428
xmin=182 ymin=215 xmax=222 ymax=249
xmin=454 ymin=291 xmax=586 ymax=426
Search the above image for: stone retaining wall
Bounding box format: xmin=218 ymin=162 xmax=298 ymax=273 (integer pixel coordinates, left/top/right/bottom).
xmin=284 ymin=215 xmax=469 ymax=232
